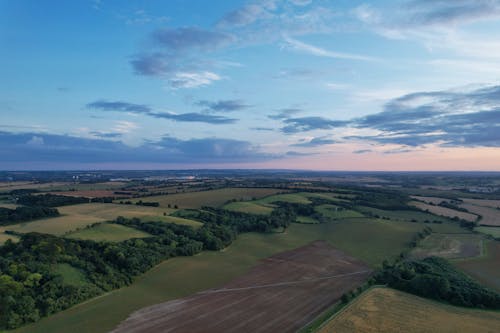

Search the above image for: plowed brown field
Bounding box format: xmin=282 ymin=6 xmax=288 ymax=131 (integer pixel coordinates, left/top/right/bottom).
xmin=112 ymin=241 xmax=372 ymax=333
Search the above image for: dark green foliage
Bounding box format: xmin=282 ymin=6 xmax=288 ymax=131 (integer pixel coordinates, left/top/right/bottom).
xmin=0 ymin=206 xmax=59 ymax=226
xmin=135 ymin=200 xmax=160 ymax=207
xmin=17 ymin=194 xmax=88 ymax=207
xmin=375 ymin=257 xmax=500 ymax=309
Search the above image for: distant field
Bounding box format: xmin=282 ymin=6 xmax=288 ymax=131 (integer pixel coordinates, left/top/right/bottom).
xmin=256 ymin=192 xmax=312 ymax=205
xmin=411 ymin=195 xmax=454 ymax=205
xmin=411 ymin=233 xmax=483 ymax=260
xmin=0 ymin=181 xmax=70 ymax=193
xmin=462 ymin=198 xmax=500 ymax=209
xmin=127 ymin=188 xmax=284 ymax=209
xmin=296 ymin=215 xmax=320 ymax=223
xmin=318 ymin=287 xmax=500 ymax=333
xmin=316 ymin=204 xmax=364 ymax=219
xmin=0 ymin=203 xmax=177 ymax=236
xmin=113 ymin=241 xmax=371 ymax=333
xmin=355 ymin=205 xmax=450 ymax=223
xmin=13 ymin=220 xmax=425 ymax=333
xmin=145 ymin=215 xmax=202 ymax=228
xmin=0 ymin=203 xmax=18 ymax=209
xmin=460 ymin=203 xmax=500 ymax=226
xmin=410 ymin=201 xmax=478 ymax=222
xmin=223 ymin=201 xmax=274 ymax=215
xmin=455 ymin=240 xmax=500 ymax=292
xmin=476 ymin=226 xmax=500 ymax=238
xmin=65 ymin=223 xmax=151 ymax=242
xmin=49 ymin=190 xmax=124 ymax=198
xmin=55 ymin=263 xmax=89 ymax=287
xmin=0 ymin=232 xmax=19 ymax=244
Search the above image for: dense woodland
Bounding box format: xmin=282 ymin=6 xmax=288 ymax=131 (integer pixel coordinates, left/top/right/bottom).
xmin=0 ymin=206 xmax=59 ymax=226
xmin=16 ymin=194 xmax=89 ymax=207
xmin=376 ymin=257 xmax=500 ymax=309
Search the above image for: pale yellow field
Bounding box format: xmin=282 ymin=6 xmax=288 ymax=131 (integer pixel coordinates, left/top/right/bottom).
xmin=462 ymin=198 xmax=500 ymax=209
xmin=319 ymin=287 xmax=500 ymax=333
xmin=0 ymin=232 xmax=19 ymax=243
xmin=0 ymin=203 xmax=178 ymax=236
xmin=0 ymin=203 xmax=18 ymax=209
xmin=460 ymin=203 xmax=500 ymax=226
xmin=127 ymin=188 xmax=285 ymax=209
xmin=410 ymin=201 xmax=478 ymax=222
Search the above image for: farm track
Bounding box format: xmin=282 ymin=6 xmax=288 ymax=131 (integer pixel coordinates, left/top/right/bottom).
xmin=112 ymin=240 xmax=372 ymax=333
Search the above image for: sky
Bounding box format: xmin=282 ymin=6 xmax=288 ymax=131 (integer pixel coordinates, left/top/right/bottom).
xmin=1 ymin=0 xmax=500 ymax=171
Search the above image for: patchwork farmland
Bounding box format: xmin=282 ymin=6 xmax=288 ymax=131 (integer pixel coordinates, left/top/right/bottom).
xmin=318 ymin=287 xmax=500 ymax=333
xmin=112 ymin=241 xmax=372 ymax=333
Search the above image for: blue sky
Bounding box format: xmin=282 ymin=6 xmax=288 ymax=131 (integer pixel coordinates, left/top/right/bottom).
xmin=1 ymin=0 xmax=500 ymax=170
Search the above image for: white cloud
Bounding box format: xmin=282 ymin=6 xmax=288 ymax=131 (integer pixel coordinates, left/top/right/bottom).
xmin=169 ymin=71 xmax=222 ymax=89
xmin=282 ymin=36 xmax=376 ymax=61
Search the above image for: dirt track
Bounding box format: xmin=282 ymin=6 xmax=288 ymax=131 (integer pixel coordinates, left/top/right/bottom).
xmin=112 ymin=241 xmax=372 ymax=333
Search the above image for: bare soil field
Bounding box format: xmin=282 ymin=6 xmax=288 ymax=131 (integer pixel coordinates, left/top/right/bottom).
xmin=460 ymin=203 xmax=500 ymax=226
xmin=410 ymin=201 xmax=478 ymax=222
xmin=410 ymin=233 xmax=483 ymax=260
xmin=319 ymin=287 xmax=500 ymax=333
xmin=112 ymin=241 xmax=372 ymax=333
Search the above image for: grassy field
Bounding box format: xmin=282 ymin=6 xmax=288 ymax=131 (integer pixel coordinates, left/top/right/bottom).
xmin=65 ymin=223 xmax=151 ymax=242
xmin=476 ymin=226 xmax=500 ymax=238
xmin=255 ymin=192 xmax=312 ymax=205
xmin=126 ymin=187 xmax=284 ymax=209
xmin=316 ymin=204 xmax=364 ymax=219
xmin=0 ymin=203 xmax=178 ymax=236
xmin=296 ymin=215 xmax=320 ymax=223
xmin=455 ymin=240 xmax=500 ymax=292
xmin=410 ymin=201 xmax=478 ymax=222
xmin=12 ymin=219 xmax=425 ymax=333
xmin=460 ymin=203 xmax=500 ymax=226
xmin=411 ymin=233 xmax=483 ymax=260
xmin=222 ymin=201 xmax=274 ymax=215
xmin=355 ymin=205 xmax=451 ymax=223
xmin=54 ymin=263 xmax=89 ymax=287
xmin=318 ymin=287 xmax=500 ymax=333
xmin=144 ymin=215 xmax=202 ymax=228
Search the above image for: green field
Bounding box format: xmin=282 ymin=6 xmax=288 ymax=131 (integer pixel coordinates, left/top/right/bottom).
xmin=455 ymin=240 xmax=500 ymax=292
xmin=255 ymin=192 xmax=312 ymax=205
xmin=411 ymin=233 xmax=483 ymax=260
xmin=318 ymin=287 xmax=500 ymax=333
xmin=355 ymin=205 xmax=451 ymax=223
xmin=476 ymin=226 xmax=500 ymax=238
xmin=54 ymin=263 xmax=89 ymax=287
xmin=144 ymin=215 xmax=202 ymax=228
xmin=65 ymin=223 xmax=151 ymax=242
xmin=0 ymin=203 xmax=178 ymax=236
xmin=126 ymin=187 xmax=284 ymax=209
xmin=296 ymin=215 xmax=319 ymax=223
xmin=13 ymin=218 xmax=425 ymax=333
xmin=316 ymin=204 xmax=364 ymax=219
xmin=222 ymin=201 xmax=274 ymax=215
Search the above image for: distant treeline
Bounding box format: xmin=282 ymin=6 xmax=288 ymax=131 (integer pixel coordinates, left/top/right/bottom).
xmin=16 ymin=194 xmax=117 ymax=207
xmin=17 ymin=194 xmax=89 ymax=207
xmin=0 ymin=204 xmax=294 ymax=329
xmin=0 ymin=206 xmax=59 ymax=226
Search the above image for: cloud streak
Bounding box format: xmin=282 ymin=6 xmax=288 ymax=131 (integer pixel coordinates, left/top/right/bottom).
xmin=86 ymin=100 xmax=237 ymax=124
